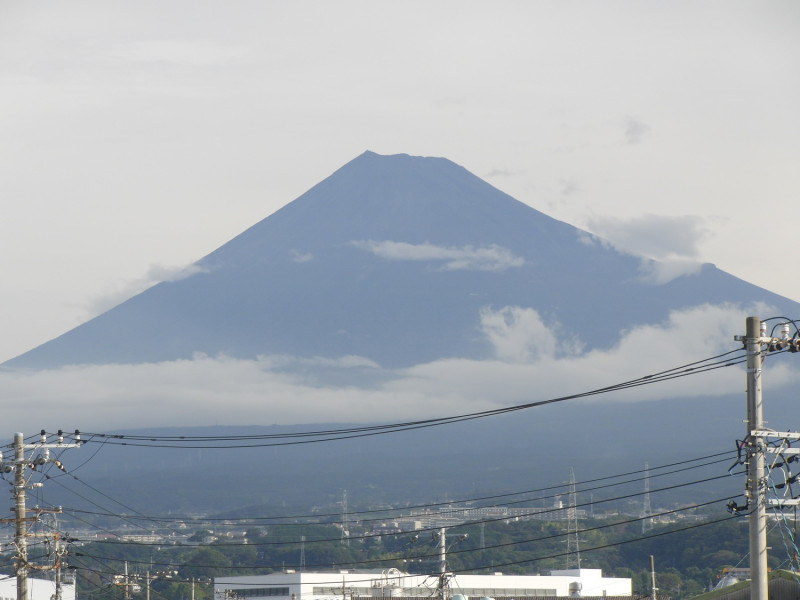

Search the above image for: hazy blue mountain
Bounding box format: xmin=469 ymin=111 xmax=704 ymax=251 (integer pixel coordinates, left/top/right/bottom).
xmin=5 ymin=151 xmax=797 ymax=369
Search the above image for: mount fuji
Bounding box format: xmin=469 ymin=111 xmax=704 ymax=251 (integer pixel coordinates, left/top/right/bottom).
xmin=6 ymin=151 xmax=795 ymax=371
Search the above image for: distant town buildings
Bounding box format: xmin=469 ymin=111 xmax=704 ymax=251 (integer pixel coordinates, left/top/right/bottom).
xmin=419 ymin=502 xmax=588 ymax=528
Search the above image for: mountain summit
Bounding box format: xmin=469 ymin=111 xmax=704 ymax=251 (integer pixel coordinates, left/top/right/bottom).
xmin=5 ymin=151 xmax=797 ymax=369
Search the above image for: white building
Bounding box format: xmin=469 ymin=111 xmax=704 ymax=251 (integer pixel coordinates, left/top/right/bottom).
xmin=215 ymin=569 xmax=631 ymax=600
xmin=0 ymin=576 xmax=76 ymax=600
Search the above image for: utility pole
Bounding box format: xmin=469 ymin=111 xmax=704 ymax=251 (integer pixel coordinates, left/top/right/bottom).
xmin=744 ymin=317 xmax=768 ymax=600
xmin=438 ymin=527 xmax=446 ymax=575
xmin=436 ymin=528 xmax=448 ymax=600
xmin=300 ymin=535 xmax=306 ymax=571
xmin=433 ymin=527 xmax=466 ymax=600
xmin=52 ymin=533 xmax=67 ymax=600
xmin=649 ymin=555 xmax=657 ymax=600
xmin=118 ymin=561 xmax=132 ymax=600
xmin=0 ymin=431 xmax=81 ymax=600
xmin=14 ymin=433 xmax=28 ymax=600
xmin=731 ymin=317 xmax=800 ymax=600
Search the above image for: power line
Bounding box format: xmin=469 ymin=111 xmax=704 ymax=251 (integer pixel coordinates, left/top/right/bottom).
xmin=69 ymin=349 xmax=746 ymax=449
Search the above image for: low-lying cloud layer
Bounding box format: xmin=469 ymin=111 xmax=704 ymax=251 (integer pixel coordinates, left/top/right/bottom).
xmin=352 ymin=240 xmax=524 ymax=272
xmin=1 ymin=303 xmax=790 ymax=436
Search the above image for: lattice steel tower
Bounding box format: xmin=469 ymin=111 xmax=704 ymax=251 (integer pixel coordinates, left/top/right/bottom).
xmin=641 ymin=463 xmax=653 ymax=533
xmin=341 ymin=490 xmax=350 ymax=546
xmin=565 ymin=467 xmax=581 ymax=569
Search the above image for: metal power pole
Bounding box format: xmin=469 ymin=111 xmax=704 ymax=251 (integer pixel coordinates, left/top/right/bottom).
xmin=744 ymin=316 xmax=768 ymax=600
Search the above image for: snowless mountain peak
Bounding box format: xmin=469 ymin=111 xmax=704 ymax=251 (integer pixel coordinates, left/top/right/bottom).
xmin=5 ymin=151 xmax=797 ymax=370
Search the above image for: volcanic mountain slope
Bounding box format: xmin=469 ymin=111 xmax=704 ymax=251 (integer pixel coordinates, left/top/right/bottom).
xmin=5 ymin=151 xmax=798 ymax=369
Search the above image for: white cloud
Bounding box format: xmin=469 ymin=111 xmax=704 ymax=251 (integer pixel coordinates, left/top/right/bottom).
xmin=352 ymin=241 xmax=524 ymax=272
xmin=587 ymin=214 xmax=709 ymax=259
xmin=86 ymin=263 xmax=208 ymax=318
xmin=147 ymin=263 xmax=208 ymax=283
xmin=480 ymin=306 xmax=560 ymax=363
xmin=257 ymin=354 xmax=380 ymax=370
xmin=0 ymin=303 xmax=792 ymax=434
xmin=391 ymin=302 xmax=795 ymax=406
xmin=289 ymin=250 xmax=314 ymax=263
xmin=584 ymin=214 xmax=711 ymax=284
xmin=639 ymin=257 xmax=704 ymax=284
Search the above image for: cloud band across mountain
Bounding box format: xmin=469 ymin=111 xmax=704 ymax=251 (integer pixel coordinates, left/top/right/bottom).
xmin=0 ymin=302 xmax=789 ymax=433
xmin=351 ymin=240 xmax=524 ymax=272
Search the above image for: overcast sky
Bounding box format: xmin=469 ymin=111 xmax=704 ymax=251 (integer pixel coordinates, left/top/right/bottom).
xmin=0 ymin=2 xmax=799 ymax=431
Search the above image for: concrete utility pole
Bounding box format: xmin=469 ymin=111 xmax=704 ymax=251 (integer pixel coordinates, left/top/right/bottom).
xmin=13 ymin=433 xmax=28 ymax=600
xmin=744 ymin=317 xmax=768 ymax=600
xmin=736 ymin=317 xmax=800 ymax=600
xmin=434 ymin=528 xmax=449 ymax=600
xmin=439 ymin=527 xmax=446 ymax=575
xmin=649 ymin=555 xmax=657 ymax=600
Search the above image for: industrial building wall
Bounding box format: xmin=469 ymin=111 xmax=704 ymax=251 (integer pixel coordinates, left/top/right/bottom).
xmin=0 ymin=577 xmax=76 ymax=600
xmin=215 ymin=570 xmax=632 ymax=600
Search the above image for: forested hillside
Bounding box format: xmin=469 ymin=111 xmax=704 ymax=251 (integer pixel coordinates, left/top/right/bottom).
xmin=35 ymin=512 xmax=782 ymax=600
